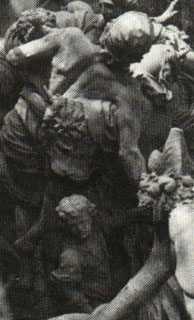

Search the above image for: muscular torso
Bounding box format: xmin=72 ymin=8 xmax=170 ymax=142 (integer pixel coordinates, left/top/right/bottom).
xmin=169 ymin=203 xmax=194 ymax=297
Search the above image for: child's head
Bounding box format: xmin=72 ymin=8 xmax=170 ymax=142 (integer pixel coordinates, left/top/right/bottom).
xmin=100 ymin=11 xmax=153 ymax=64
xmin=56 ymin=195 xmax=96 ymax=239
xmin=4 ymin=7 xmax=56 ymax=53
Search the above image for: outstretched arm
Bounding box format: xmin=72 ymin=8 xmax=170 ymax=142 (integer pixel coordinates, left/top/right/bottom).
xmin=92 ymin=222 xmax=173 ymax=320
xmin=153 ymin=0 xmax=179 ymax=24
xmin=6 ymin=28 xmax=61 ymax=66
xmin=117 ymin=96 xmax=146 ymax=187
xmin=118 ymin=123 xmax=146 ymax=187
xmin=49 ymin=215 xmax=174 ymax=320
xmin=152 ymin=0 xmax=179 ymax=24
xmin=6 ymin=27 xmax=102 ymax=95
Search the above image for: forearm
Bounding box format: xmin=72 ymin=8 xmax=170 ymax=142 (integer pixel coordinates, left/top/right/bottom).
xmin=129 ymin=44 xmax=168 ymax=79
xmin=96 ymin=228 xmax=173 ymax=320
xmin=119 ymin=148 xmax=146 ymax=187
xmin=151 ymin=0 xmax=178 ymax=24
xmin=6 ymin=29 xmax=62 ymax=66
xmin=152 ymin=14 xmax=170 ymax=24
xmin=181 ymin=50 xmax=194 ymax=75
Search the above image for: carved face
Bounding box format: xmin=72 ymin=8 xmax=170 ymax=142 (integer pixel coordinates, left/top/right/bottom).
xmin=100 ymin=11 xmax=152 ymax=64
xmin=58 ymin=210 xmax=93 ymax=239
xmin=56 ymin=195 xmax=95 ymax=239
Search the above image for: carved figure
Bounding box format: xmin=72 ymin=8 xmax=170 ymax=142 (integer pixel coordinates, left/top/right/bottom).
xmin=51 ymin=195 xmax=111 ymax=313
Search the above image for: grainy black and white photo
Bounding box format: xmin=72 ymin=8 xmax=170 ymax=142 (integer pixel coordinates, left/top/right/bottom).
xmin=0 ymin=0 xmax=194 ymax=319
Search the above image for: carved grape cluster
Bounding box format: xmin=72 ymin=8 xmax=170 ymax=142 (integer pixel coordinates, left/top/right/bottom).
xmin=8 ymin=8 xmax=56 ymax=45
xmin=138 ymin=171 xmax=194 ymax=213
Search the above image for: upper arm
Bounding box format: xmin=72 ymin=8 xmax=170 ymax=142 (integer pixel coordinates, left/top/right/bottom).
xmin=117 ymin=108 xmax=145 ymax=185
xmin=118 ymin=106 xmax=141 ymax=155
xmin=130 ymin=44 xmax=168 ymax=79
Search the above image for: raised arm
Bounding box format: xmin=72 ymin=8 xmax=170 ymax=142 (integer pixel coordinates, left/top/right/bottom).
xmin=118 ymin=112 xmax=145 ymax=187
xmin=6 ymin=27 xmax=101 ymax=95
xmin=151 ymin=0 xmax=179 ymax=24
xmin=6 ymin=28 xmax=61 ymax=66
xmin=92 ymin=222 xmax=173 ymax=320
xmin=116 ymin=85 xmax=148 ymax=187
xmin=49 ymin=208 xmax=174 ymax=320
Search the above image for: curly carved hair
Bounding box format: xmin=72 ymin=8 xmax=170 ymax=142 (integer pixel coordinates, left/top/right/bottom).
xmin=56 ymin=195 xmax=97 ymax=238
xmin=4 ymin=7 xmax=56 ymax=53
xmin=56 ymin=195 xmax=96 ymax=221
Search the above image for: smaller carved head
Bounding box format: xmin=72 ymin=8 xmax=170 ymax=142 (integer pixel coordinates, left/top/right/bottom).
xmin=56 ymin=195 xmax=96 ymax=239
xmin=4 ymin=7 xmax=56 ymax=52
xmin=65 ymin=1 xmax=94 ymax=13
xmin=100 ymin=11 xmax=152 ymax=63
